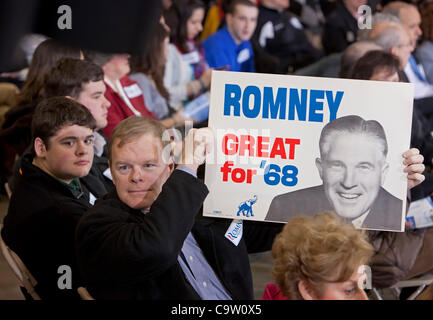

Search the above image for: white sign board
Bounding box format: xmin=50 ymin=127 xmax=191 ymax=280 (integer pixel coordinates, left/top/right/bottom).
xmin=204 ymin=71 xmax=414 ymax=232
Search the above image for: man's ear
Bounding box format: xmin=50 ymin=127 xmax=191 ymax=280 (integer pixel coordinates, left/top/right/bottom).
xmin=225 ymin=13 xmax=233 ymax=26
xmin=34 ymin=137 xmax=47 ymax=158
xmin=298 ymin=280 xmax=315 ymax=300
xmin=381 ymin=162 xmax=389 ymax=185
xmin=390 ymin=46 xmax=399 ymax=61
xmin=315 ymin=157 xmax=324 ymax=180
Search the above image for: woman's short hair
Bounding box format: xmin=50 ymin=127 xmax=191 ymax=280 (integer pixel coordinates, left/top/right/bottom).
xmin=271 ymin=212 xmax=374 ymax=300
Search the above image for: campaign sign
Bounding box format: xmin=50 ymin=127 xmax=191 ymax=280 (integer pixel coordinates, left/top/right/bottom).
xmin=203 ymin=71 xmax=414 ymax=232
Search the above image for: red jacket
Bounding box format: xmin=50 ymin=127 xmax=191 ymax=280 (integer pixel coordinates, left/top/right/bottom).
xmin=262 ymin=283 xmax=288 ymax=300
xmin=102 ymin=76 xmax=156 ymax=138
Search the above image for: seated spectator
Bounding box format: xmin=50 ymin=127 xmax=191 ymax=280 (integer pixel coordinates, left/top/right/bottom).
xmin=164 ymin=0 xmax=213 ymax=110
xmin=1 ymin=97 xmax=97 ymax=299
xmin=416 ymin=1 xmax=433 ymax=84
xmin=203 ymin=0 xmax=258 ymax=72
xmin=383 ymin=1 xmax=433 ymax=99
xmin=76 ymin=116 xmax=283 ymax=299
xmin=129 ymin=24 xmax=191 ymax=127
xmin=368 ymin=21 xmax=413 ymax=74
xmin=265 ymin=212 xmax=373 ymax=300
xmin=252 ymin=0 xmax=323 ymax=74
xmin=166 ymin=0 xmax=209 ymax=79
xmin=84 ymin=51 xmax=157 ymax=138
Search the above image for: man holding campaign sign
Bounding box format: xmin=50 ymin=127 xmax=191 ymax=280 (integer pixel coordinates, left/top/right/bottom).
xmin=204 ymin=70 xmax=423 ymax=232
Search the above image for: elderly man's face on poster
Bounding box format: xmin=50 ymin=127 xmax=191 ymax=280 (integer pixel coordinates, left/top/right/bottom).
xmin=316 ymin=132 xmax=389 ymax=220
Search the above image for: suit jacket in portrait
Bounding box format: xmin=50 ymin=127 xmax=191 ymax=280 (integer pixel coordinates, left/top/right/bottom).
xmin=265 ymin=185 xmax=403 ymax=231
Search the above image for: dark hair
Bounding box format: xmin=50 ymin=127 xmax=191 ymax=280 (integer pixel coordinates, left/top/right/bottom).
xmin=18 ymin=39 xmax=82 ymax=106
xmin=421 ymin=1 xmax=433 ymax=42
xmin=227 ymin=0 xmax=257 ymax=14
xmin=319 ymin=115 xmax=388 ymax=159
xmin=44 ymin=58 xmax=104 ymax=99
xmin=350 ymin=50 xmax=400 ymax=80
xmin=130 ymin=24 xmax=170 ymax=101
xmin=32 ymin=97 xmax=96 ymax=151
xmin=222 ymin=0 xmax=234 ymax=14
xmin=164 ymin=0 xmax=205 ymax=53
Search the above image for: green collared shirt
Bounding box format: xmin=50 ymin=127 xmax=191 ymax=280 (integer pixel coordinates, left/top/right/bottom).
xmin=59 ymin=178 xmax=82 ymax=192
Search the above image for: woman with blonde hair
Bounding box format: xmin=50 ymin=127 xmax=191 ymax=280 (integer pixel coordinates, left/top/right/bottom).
xmin=264 ymin=212 xmax=374 ymax=300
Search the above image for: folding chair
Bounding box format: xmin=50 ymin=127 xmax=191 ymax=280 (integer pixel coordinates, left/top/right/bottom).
xmin=0 ymin=224 xmax=41 ymax=300
xmin=371 ymin=273 xmax=433 ymax=300
xmin=392 ymin=273 xmax=433 ymax=300
xmin=77 ymin=287 xmax=95 ymax=300
xmin=416 ymin=282 xmax=433 ymax=300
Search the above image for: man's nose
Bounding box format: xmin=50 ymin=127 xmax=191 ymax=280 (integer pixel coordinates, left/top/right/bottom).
xmin=76 ymin=141 xmax=89 ymax=156
xmin=130 ymin=166 xmax=143 ymax=183
xmin=341 ymin=168 xmax=357 ymax=189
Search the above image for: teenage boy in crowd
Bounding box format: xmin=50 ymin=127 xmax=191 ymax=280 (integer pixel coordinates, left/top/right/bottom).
xmin=2 ymin=97 xmax=97 ymax=299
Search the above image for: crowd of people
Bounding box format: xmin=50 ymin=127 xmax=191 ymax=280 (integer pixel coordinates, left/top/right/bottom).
xmin=0 ymin=0 xmax=432 ymax=300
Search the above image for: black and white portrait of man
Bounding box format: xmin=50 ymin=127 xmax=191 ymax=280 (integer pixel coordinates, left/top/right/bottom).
xmin=265 ymin=115 xmax=403 ymax=231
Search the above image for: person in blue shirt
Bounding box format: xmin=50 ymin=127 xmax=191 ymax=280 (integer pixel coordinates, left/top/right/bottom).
xmin=203 ymin=0 xmax=258 ymax=72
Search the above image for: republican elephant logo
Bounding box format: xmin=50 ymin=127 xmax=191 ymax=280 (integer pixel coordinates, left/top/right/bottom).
xmin=237 ymin=195 xmax=258 ymax=217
